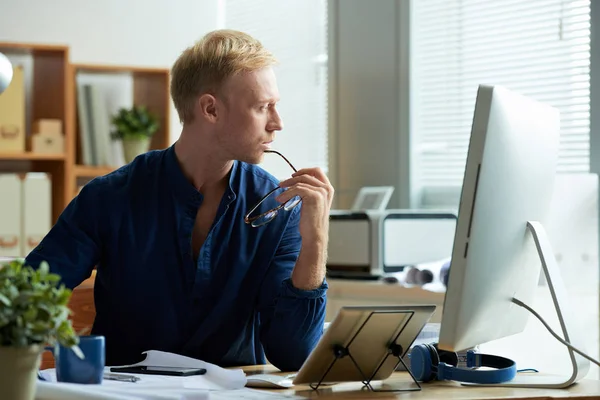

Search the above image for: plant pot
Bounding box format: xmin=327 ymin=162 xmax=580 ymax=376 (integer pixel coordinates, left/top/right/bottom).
xmin=0 ymin=344 xmax=42 ymax=400
xmin=122 ymin=136 xmax=151 ymax=164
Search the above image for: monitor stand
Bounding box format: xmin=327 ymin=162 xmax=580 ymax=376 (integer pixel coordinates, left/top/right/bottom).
xmin=467 ymin=221 xmax=591 ymax=389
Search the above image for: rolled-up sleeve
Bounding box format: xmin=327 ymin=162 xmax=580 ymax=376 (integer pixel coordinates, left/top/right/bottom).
xmin=257 ymin=206 xmax=328 ymax=372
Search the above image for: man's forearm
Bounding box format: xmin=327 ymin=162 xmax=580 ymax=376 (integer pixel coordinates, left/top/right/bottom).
xmin=291 ymin=237 xmax=327 ymax=290
xmin=278 ymin=165 xmax=334 ymax=291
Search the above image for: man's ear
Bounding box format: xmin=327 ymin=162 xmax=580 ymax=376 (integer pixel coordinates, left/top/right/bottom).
xmin=196 ymin=93 xmax=218 ymax=122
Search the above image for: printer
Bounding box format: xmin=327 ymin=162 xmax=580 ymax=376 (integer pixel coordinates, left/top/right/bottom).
xmin=326 ymin=209 xmax=457 ymax=279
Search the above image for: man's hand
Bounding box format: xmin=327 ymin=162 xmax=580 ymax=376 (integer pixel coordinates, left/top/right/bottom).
xmin=277 ymin=168 xmax=334 ymax=290
xmin=278 ymin=168 xmax=334 ymax=242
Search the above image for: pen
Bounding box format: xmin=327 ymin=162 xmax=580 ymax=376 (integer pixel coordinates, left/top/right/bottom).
xmin=104 ymin=372 xmax=140 ymax=383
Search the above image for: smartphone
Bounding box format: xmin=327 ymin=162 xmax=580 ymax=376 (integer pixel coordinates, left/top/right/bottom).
xmin=110 ymin=365 xmax=207 ymax=376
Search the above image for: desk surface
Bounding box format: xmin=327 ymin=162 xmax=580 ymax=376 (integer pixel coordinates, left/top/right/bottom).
xmin=242 ymin=365 xmax=600 ymax=400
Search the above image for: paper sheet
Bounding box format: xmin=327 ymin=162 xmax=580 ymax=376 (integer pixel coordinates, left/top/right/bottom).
xmin=36 ymin=380 xmax=209 ymax=400
xmin=37 ymin=350 xmax=247 ymax=400
xmin=210 ymin=388 xmax=305 ymax=400
xmin=36 ymin=381 xmax=141 ymax=400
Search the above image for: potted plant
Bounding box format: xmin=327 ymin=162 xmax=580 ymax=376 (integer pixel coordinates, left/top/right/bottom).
xmin=0 ymin=259 xmax=80 ymax=400
xmin=111 ymin=105 xmax=159 ymax=163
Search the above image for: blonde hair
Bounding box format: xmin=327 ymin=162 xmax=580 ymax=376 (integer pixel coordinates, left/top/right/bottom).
xmin=170 ymin=29 xmax=278 ymax=124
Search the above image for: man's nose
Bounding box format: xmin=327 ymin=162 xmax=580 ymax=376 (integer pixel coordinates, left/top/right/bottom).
xmin=270 ymin=109 xmax=283 ymax=131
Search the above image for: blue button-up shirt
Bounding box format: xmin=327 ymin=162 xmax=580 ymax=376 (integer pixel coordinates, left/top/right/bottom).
xmin=25 ymin=145 xmax=327 ymax=371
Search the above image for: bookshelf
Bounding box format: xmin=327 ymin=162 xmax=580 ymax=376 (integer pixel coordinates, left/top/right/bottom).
xmin=0 ymin=42 xmax=171 ymax=224
xmin=71 ymin=63 xmax=171 ymax=189
xmin=0 ymin=42 xmax=72 ymax=224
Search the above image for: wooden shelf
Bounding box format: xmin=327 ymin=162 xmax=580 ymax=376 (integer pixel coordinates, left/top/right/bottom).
xmin=0 ymin=152 xmax=65 ymax=161
xmin=72 ymin=63 xmax=170 ymax=75
xmin=0 ymin=42 xmax=69 ymax=54
xmin=73 ymin=164 xmax=115 ymax=178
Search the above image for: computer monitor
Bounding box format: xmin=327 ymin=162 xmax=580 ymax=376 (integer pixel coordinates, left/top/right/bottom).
xmin=351 ymin=186 xmax=394 ymax=211
xmin=437 ymin=85 xmax=590 ymax=388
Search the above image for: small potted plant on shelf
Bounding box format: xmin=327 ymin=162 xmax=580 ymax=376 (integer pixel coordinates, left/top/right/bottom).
xmin=0 ymin=259 xmax=80 ymax=400
xmin=111 ymin=105 xmax=159 ymax=163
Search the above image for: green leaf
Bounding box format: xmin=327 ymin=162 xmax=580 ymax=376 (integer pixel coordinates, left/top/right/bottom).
xmin=23 ymin=306 xmax=37 ymax=321
xmin=0 ymin=293 xmax=11 ymax=306
xmin=71 ymin=344 xmax=85 ymax=360
xmin=39 ymin=261 xmax=49 ymax=275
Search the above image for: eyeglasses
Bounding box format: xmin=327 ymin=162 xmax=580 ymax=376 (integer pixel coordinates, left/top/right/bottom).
xmin=244 ymin=150 xmax=302 ymax=227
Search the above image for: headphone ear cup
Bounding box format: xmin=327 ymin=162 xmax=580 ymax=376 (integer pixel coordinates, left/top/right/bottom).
xmin=424 ymin=343 xmax=440 ymax=381
xmin=409 ymin=344 xmax=436 ymax=382
xmin=433 ymin=343 xmax=459 ymax=367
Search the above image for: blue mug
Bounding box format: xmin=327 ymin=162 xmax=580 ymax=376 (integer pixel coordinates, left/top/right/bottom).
xmin=46 ymin=335 xmax=105 ymax=384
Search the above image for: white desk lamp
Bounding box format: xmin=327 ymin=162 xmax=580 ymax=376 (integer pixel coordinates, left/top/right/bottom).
xmin=0 ymin=52 xmax=13 ymax=94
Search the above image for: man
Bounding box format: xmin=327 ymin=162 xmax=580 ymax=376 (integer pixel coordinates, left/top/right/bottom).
xmin=25 ymin=29 xmax=334 ymax=372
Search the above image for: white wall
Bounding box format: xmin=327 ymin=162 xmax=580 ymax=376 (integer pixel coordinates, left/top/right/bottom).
xmin=0 ymin=0 xmax=220 ymax=143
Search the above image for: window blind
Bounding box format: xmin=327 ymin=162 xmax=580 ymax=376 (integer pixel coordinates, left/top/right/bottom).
xmin=223 ymin=0 xmax=328 ymax=179
xmin=411 ymin=0 xmax=591 ymax=205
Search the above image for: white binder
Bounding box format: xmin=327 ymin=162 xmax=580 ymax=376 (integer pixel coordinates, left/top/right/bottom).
xmin=22 ymin=173 xmax=51 ymax=257
xmin=0 ymin=174 xmax=22 ymax=257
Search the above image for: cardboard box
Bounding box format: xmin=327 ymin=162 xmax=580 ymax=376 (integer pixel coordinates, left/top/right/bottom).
xmin=30 ymin=132 xmax=64 ymax=154
xmin=33 ymin=119 xmax=63 ymax=135
xmin=0 ymin=66 xmax=25 ymax=153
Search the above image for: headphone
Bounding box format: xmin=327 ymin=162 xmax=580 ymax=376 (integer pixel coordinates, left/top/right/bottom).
xmin=409 ymin=343 xmax=517 ymax=384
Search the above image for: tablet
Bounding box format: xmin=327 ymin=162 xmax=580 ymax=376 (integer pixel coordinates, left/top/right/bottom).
xmin=293 ymin=305 xmax=436 ymax=386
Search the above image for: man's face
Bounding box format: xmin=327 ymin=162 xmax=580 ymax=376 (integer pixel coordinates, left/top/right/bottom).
xmin=215 ymin=67 xmax=283 ymax=164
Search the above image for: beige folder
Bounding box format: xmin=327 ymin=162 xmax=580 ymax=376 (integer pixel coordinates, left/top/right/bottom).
xmin=0 ymin=65 xmax=25 ymax=152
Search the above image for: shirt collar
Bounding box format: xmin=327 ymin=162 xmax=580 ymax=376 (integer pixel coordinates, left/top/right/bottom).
xmin=166 ymin=144 xmax=238 ymax=205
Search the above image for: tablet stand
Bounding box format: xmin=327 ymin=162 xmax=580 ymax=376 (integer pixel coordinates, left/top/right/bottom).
xmin=307 ymin=310 xmax=423 ymax=392
xmin=308 ymin=343 xmax=421 ymax=392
